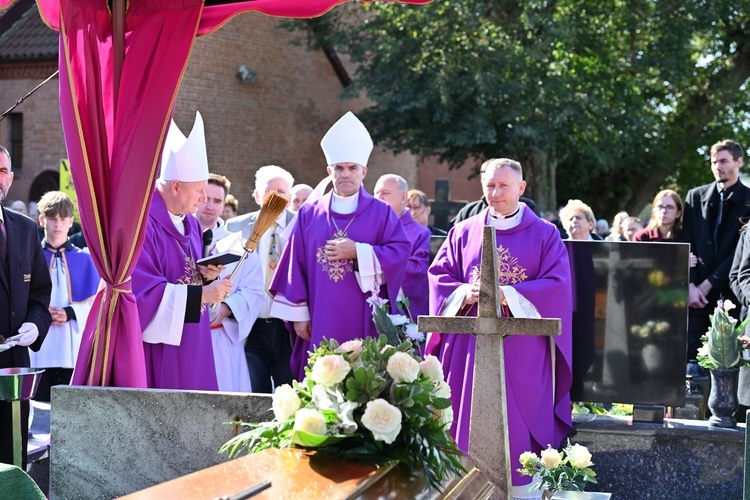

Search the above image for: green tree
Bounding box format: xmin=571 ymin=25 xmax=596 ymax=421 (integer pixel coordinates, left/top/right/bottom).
xmin=291 ymin=0 xmax=750 ymax=217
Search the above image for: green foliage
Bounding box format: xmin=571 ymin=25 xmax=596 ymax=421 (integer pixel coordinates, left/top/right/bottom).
xmin=220 ymin=336 xmax=464 ymax=492
xmin=284 ymin=0 xmax=750 ymax=216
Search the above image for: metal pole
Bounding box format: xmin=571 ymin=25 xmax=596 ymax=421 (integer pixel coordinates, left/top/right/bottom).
xmin=11 ymin=400 xmax=21 ymax=468
xmin=112 ymin=0 xmax=125 ymax=115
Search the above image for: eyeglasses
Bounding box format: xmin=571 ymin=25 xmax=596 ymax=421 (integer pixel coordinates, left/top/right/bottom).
xmin=655 ymin=205 xmax=677 ymax=212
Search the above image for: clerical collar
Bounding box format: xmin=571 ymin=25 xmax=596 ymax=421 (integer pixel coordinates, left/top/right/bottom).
xmin=488 ymin=205 xmax=524 ymax=230
xmin=331 ymin=190 xmax=359 ymax=215
xmin=168 ymin=210 xmax=186 ymax=235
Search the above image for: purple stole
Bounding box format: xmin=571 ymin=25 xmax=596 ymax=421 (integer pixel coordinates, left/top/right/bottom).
xmin=132 ymin=191 xmax=218 ymax=391
xmin=271 ymin=187 xmax=410 ymax=380
xmin=426 ymin=207 xmax=573 ymax=485
xmin=399 ymin=211 xmax=431 ymax=318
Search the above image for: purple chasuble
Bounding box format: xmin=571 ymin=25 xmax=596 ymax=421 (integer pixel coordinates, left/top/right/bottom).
xmin=271 ymin=187 xmax=410 ymax=380
xmin=132 ymin=191 xmax=218 ymax=391
xmin=399 ymin=210 xmax=431 ymax=318
xmin=425 ymin=207 xmax=572 ymax=485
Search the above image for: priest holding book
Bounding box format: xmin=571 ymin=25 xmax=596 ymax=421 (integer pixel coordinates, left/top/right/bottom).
xmin=270 ymin=112 xmax=410 ymax=380
xmin=132 ymin=112 xmax=232 ymax=390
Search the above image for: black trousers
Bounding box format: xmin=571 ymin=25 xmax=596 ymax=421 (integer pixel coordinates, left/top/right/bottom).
xmin=244 ymin=318 xmax=293 ymax=393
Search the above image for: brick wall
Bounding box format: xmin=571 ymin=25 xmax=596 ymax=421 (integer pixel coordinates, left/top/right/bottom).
xmin=0 ymin=68 xmax=65 ymax=203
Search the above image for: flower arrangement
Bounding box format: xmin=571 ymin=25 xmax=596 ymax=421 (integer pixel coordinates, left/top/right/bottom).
xmin=697 ymin=300 xmax=750 ymax=370
xmin=220 ymin=335 xmax=464 ymax=491
xmin=629 ymin=320 xmax=670 ymax=341
xmin=518 ymin=441 xmax=597 ymax=499
xmin=368 ymin=291 xmax=423 ymax=347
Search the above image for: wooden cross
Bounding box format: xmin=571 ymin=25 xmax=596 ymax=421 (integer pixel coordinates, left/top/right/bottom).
xmin=418 ymin=226 xmax=561 ymax=499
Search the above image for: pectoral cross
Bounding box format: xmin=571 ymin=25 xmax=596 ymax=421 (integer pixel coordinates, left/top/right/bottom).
xmin=418 ymin=226 xmax=561 ymax=499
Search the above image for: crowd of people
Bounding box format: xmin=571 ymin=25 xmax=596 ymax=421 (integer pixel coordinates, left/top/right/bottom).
xmin=2 ymin=111 xmax=749 ymax=492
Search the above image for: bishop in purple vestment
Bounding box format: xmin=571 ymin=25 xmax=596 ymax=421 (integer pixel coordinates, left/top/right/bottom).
xmin=132 ymin=113 xmax=232 ymax=390
xmin=374 ymin=174 xmax=431 ymax=318
xmin=270 ymin=113 xmax=410 ymax=380
xmin=425 ymin=158 xmax=573 ymax=488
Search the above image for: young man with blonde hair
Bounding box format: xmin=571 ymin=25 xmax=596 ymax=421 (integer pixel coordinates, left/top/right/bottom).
xmin=31 ymin=191 xmax=99 ymax=401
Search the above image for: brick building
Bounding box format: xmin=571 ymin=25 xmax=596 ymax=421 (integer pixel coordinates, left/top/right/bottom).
xmin=0 ymin=0 xmax=481 ymax=220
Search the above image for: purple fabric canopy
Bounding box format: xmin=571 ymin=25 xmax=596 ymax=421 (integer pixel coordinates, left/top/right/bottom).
xmin=0 ymin=0 xmax=429 ymax=386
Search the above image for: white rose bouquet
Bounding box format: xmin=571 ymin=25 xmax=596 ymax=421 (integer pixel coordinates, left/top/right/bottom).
xmin=221 ymin=336 xmax=464 ymax=492
xmin=518 ymin=440 xmax=597 ymax=499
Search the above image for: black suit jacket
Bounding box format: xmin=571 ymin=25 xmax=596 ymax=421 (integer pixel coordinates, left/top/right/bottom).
xmin=0 ymin=207 xmax=52 ymax=369
xmin=683 ymin=181 xmax=750 ymax=309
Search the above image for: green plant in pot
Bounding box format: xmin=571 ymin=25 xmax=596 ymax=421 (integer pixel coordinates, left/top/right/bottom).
xmin=697 ymin=300 xmax=750 ymax=428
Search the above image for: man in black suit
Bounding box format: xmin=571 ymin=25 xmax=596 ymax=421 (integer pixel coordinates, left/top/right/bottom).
xmin=0 ymin=145 xmax=52 ymax=468
xmin=683 ymin=139 xmax=750 ymax=362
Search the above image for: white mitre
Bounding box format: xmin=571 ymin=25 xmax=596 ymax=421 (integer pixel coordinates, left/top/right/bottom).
xmin=320 ymin=111 xmax=374 ymax=168
xmin=160 ymin=111 xmax=209 ymax=182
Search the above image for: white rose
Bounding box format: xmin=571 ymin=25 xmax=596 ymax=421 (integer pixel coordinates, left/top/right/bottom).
xmin=293 ymin=408 xmax=327 ymax=436
xmin=433 ymin=379 xmax=451 ymax=399
xmin=697 ymin=344 xmax=710 ymax=357
xmin=540 ymin=448 xmax=562 ymax=469
xmin=438 ymin=406 xmax=453 ymax=427
xmin=336 ymin=339 xmax=364 ymax=360
xmin=420 ymin=355 xmax=444 ymax=381
xmin=387 ymin=352 xmax=420 ymax=383
xmin=272 ymin=384 xmax=301 ymax=421
xmin=361 ymin=399 xmax=402 ymax=444
xmin=518 ymin=451 xmax=538 ymax=467
xmin=723 ymin=299 xmax=736 ymax=312
xmin=567 ymin=444 xmax=592 ymax=469
xmin=310 ymin=355 xmax=351 ymax=387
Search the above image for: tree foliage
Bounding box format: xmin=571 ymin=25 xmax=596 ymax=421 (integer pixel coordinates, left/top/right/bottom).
xmin=288 ymin=0 xmax=750 ymax=216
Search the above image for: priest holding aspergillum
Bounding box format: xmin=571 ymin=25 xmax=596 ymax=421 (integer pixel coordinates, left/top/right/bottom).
xmin=132 ymin=112 xmax=233 ymax=391
xmin=425 ymin=158 xmax=573 ymax=495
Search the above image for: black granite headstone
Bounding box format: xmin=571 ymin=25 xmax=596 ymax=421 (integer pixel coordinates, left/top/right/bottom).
xmin=565 ymin=240 xmax=689 ymax=407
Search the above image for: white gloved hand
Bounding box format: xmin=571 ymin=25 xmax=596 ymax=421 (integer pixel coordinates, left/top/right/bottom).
xmin=11 ymin=322 xmax=39 ymax=347
xmin=0 ymin=343 xmax=11 ymax=353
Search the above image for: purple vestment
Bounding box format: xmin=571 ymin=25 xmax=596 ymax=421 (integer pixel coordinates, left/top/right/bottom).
xmin=425 ymin=207 xmax=573 ymax=485
xmin=132 ymin=191 xmax=218 ymax=390
xmin=271 ymin=187 xmax=410 ymax=380
xmin=399 ymin=210 xmax=431 ymax=318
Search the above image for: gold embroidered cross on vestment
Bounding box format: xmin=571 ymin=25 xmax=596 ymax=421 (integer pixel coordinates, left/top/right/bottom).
xmin=471 ymin=244 xmax=528 ymax=286
xmin=317 ymin=216 xmax=357 ymax=282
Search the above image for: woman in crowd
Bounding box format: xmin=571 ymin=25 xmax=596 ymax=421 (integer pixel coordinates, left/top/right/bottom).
xmin=606 ymin=211 xmax=629 ymax=241
xmin=634 ymin=189 xmax=683 ymax=242
xmin=559 ymin=199 xmax=602 ymax=240
xmin=621 ymin=216 xmax=644 ymax=241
